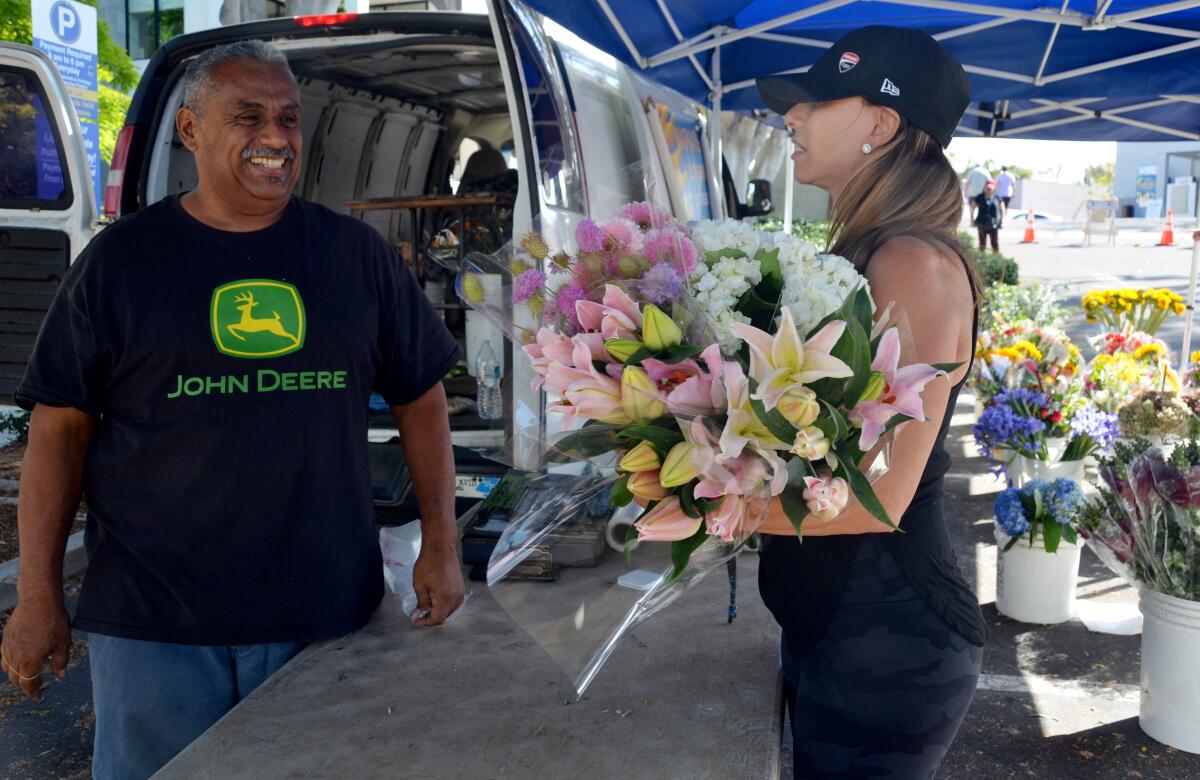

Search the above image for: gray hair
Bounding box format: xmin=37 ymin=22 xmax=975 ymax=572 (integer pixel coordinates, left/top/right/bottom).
xmin=180 ymin=40 xmax=293 ymax=113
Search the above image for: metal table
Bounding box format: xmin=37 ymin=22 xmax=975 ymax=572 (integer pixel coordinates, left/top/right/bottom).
xmin=155 ymin=556 xmax=783 ymax=779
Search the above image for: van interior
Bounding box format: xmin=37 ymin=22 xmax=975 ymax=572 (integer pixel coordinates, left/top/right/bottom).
xmin=143 ymin=32 xmax=519 ymax=431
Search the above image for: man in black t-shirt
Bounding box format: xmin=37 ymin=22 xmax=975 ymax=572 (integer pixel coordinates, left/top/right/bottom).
xmin=972 ymin=178 xmax=1005 ymax=254
xmin=1 ymin=41 xmax=464 ymax=778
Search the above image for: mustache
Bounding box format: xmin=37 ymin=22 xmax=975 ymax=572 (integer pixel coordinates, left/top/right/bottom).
xmin=242 ymin=146 xmax=295 ymax=159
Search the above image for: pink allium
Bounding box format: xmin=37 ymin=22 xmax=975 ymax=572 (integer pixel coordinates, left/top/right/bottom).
xmin=616 ymin=201 xmax=676 ymax=231
xmin=601 ymin=218 xmax=643 ymax=254
xmin=575 ymin=219 xmax=605 ymax=253
xmin=643 ymin=228 xmax=698 ymax=274
xmin=512 ymin=268 xmax=546 ymax=304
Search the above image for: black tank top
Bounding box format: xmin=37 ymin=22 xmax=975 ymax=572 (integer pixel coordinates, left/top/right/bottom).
xmin=757 ymin=251 xmax=988 ymax=655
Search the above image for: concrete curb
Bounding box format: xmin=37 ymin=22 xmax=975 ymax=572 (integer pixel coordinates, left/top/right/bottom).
xmin=0 ymin=530 xmax=87 ymax=613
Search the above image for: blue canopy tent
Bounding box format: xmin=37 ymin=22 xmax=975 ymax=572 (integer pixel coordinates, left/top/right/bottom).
xmin=522 ymin=1 xmax=1200 ymax=143
xmin=519 ymin=0 xmax=1200 ymax=376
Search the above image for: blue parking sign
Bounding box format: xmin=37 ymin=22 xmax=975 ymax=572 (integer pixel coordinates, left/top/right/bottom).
xmin=31 ymin=0 xmax=100 ymax=210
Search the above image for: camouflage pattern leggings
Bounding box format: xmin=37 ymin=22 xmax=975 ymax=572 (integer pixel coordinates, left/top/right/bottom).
xmin=780 ymin=539 xmax=982 ymax=779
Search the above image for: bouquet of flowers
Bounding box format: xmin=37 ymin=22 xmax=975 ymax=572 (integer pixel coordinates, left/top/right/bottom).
xmin=1079 ymin=439 xmax=1200 ymax=600
xmin=1187 ymin=350 xmax=1200 ymax=388
xmin=973 ymin=321 xmax=1082 ymax=408
xmin=1086 ymin=352 xmax=1179 ymax=412
xmin=456 ymin=205 xmax=949 ymax=693
xmin=1080 ymin=287 xmax=1186 ymax=335
xmin=1116 ymin=390 xmax=1195 ymax=440
xmin=994 ymin=477 xmax=1084 ymax=552
xmin=973 ymin=388 xmax=1116 ymax=464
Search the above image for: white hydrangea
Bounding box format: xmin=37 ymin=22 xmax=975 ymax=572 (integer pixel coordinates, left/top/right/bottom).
xmin=686 ymin=220 xmax=871 ymax=351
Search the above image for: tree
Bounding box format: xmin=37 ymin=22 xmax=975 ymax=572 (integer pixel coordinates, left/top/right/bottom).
xmin=0 ymin=0 xmax=137 ymax=162
xmin=1084 ymin=162 xmax=1115 ymax=196
xmin=952 ymin=156 xmax=1034 ymax=181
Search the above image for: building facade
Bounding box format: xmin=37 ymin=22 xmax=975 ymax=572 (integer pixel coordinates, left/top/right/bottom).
xmin=1114 ymin=141 xmax=1200 ymax=219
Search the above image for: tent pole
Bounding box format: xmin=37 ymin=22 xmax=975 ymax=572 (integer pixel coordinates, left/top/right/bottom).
xmin=711 ymin=39 xmax=725 ymax=217
xmin=1181 ymin=237 xmax=1199 ymax=383
xmin=783 ymin=170 xmax=794 ymax=234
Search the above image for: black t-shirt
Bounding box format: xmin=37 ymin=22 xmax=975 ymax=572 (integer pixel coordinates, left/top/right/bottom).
xmin=15 ymin=195 xmax=459 ymax=644
xmin=974 ymin=193 xmax=1003 ymax=230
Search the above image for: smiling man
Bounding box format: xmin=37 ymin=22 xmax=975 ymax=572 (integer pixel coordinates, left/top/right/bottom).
xmin=1 ymin=41 xmax=464 ymax=778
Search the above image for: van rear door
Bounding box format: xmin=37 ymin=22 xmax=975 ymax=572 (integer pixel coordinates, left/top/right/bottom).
xmin=0 ymin=43 xmax=96 ymax=399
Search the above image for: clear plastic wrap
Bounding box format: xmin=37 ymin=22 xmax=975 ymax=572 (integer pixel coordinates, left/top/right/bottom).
xmin=450 ymin=200 xmax=949 ymax=695
xmin=1080 ymin=441 xmax=1200 ymax=601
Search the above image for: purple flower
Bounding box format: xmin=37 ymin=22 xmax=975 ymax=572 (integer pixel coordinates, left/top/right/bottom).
xmin=974 ymin=402 xmax=1046 ymax=458
xmin=512 ymin=269 xmax=546 ymax=304
xmin=1069 ymin=407 xmax=1119 ymax=451
xmin=553 ymin=282 xmax=587 ymax=333
xmin=575 ymin=219 xmax=605 ymax=254
xmin=637 ymin=264 xmax=684 ymax=304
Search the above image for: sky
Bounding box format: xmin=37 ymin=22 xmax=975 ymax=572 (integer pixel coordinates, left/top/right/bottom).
xmin=925 ymin=138 xmax=1113 ymax=186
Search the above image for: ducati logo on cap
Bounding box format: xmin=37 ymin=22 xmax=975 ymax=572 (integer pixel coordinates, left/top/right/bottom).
xmin=838 ymin=52 xmax=859 ymax=73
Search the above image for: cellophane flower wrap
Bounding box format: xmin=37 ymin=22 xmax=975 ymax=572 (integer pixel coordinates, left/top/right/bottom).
xmin=455 ymin=205 xmax=949 ymax=694
xmin=1079 ymin=439 xmax=1200 ymax=601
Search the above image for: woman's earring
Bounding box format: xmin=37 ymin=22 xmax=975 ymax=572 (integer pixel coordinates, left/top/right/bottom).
xmin=862 ymin=143 xmax=873 ymax=154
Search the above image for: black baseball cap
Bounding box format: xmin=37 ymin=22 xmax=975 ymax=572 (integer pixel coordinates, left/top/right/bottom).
xmin=757 ymin=26 xmax=970 ymax=148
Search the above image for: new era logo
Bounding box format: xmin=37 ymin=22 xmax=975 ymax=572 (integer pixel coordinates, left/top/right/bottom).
xmin=880 ymin=78 xmax=900 ymax=96
xmin=838 ymin=52 xmax=859 ymax=73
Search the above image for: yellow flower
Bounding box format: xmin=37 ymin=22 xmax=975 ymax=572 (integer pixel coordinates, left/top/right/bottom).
xmin=659 ymin=442 xmax=699 ymax=488
xmin=1012 ymin=340 xmax=1043 ymax=361
xmin=1133 ymin=343 xmax=1166 ymax=361
xmin=641 ymin=305 xmax=682 ymax=352
xmin=619 ymin=441 xmax=661 ymax=473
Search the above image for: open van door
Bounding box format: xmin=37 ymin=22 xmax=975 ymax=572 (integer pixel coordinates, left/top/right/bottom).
xmin=0 ymin=43 xmax=97 ymax=399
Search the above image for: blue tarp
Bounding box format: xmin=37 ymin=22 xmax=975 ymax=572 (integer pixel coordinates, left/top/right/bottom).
xmin=523 ymin=0 xmax=1200 ymax=140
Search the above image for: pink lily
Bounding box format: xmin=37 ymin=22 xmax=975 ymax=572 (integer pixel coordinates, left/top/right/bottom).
xmin=634 ymin=496 xmax=702 ymax=542
xmin=848 ymin=327 xmax=944 ymax=450
xmin=549 ymin=341 xmax=632 ymax=425
xmin=803 ymin=476 xmax=849 ymax=521
xmin=719 ymin=363 xmax=789 ymax=460
xmin=666 ymin=344 xmax=727 ymax=415
xmin=523 ymin=328 xmax=574 ymax=390
xmin=575 ymin=285 xmax=643 ymax=341
xmin=730 ymin=308 xmax=853 ymax=411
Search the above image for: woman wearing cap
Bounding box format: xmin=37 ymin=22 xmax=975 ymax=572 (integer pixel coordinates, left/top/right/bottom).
xmin=754 ymin=26 xmax=987 ymax=778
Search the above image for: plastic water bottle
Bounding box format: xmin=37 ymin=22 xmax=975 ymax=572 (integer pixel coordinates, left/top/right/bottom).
xmin=475 ymin=340 xmax=503 ymax=420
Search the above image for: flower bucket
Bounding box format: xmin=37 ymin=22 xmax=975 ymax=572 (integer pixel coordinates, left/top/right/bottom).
xmin=1139 ymin=588 xmax=1200 ymax=754
xmin=994 ymin=526 xmax=1081 ymax=624
xmin=1004 ymin=455 xmax=1087 ymax=488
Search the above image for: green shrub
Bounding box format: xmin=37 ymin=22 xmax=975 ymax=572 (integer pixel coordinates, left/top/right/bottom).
xmin=0 ymin=410 xmax=30 ymax=444
xmin=756 ymin=216 xmax=830 ymax=247
xmin=976 ymin=253 xmax=1019 ymax=286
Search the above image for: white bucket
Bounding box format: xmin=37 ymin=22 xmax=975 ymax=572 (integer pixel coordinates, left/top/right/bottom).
xmin=1004 ymin=454 xmax=1086 ymax=488
xmin=994 ymin=525 xmax=1081 ymax=624
xmin=1139 ymin=588 xmax=1200 ymax=754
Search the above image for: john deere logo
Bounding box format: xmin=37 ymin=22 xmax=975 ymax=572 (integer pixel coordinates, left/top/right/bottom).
xmin=211 ymin=279 xmax=305 ymax=358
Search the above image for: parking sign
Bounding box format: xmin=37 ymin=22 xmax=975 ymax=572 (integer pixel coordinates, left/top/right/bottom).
xmin=31 ymin=0 xmax=100 ymax=210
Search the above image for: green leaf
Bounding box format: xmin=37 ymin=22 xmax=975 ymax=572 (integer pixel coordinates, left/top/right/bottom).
xmin=624 ymin=347 xmax=654 ymax=365
xmin=820 ymin=401 xmax=851 ymax=443
xmin=1043 ymin=520 xmax=1062 ymax=554
xmin=932 ymin=361 xmax=965 ymax=374
xmin=757 ymin=247 xmax=783 ymax=287
xmin=1002 ymin=533 xmax=1021 ymax=552
xmin=835 ymin=444 xmax=898 ymax=530
xmin=679 ymin=484 xmax=702 ymax=519
xmin=1063 ymin=526 xmax=1078 ymax=545
xmin=835 ymin=316 xmax=873 ymax=413
xmin=705 ymin=248 xmax=747 ymax=263
xmin=778 ymin=458 xmax=813 ymax=539
xmin=657 ymin=344 xmax=706 ymax=363
xmin=668 ymin=522 xmax=709 ymax=583
xmin=611 ymin=474 xmax=633 ymax=508
xmin=618 ymin=421 xmax=684 ymax=456
xmin=850 ymin=284 xmax=874 ymax=328
xmin=748 ymin=396 xmax=797 ymax=447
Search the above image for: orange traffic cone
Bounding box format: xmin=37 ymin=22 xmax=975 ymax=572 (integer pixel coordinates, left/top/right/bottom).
xmin=1020 ymin=208 xmax=1036 ymax=244
xmin=1158 ymin=208 xmax=1175 ymax=246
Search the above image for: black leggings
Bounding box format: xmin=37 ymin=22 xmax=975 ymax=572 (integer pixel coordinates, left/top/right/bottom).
xmin=977 ymin=227 xmax=999 ymax=253
xmin=776 ymin=539 xmax=981 ymax=779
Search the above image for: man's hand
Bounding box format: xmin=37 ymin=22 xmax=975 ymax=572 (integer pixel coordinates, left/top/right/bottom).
xmin=391 ymin=383 xmax=463 ymax=627
xmin=1 ymin=596 xmax=72 ymax=701
xmin=410 ymin=541 xmax=465 ymax=626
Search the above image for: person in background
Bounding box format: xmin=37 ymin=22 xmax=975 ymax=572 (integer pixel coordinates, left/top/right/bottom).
xmin=974 ymin=178 xmax=1005 ymax=253
xmin=964 ymin=162 xmax=990 ymax=200
xmin=996 ymin=165 xmax=1016 ymax=208
xmin=1 ymin=41 xmax=464 ymax=779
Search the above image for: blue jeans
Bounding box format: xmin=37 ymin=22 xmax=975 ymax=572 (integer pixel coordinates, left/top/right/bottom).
xmin=88 ymin=634 xmax=305 ymax=779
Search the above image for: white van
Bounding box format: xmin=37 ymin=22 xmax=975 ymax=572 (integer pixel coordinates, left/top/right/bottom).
xmin=5 ymin=4 xmax=774 ymax=505
xmin=0 ymin=43 xmax=99 ymax=399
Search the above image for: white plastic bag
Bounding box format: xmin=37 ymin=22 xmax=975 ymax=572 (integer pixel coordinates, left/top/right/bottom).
xmin=380 ymin=523 xmax=423 ymax=619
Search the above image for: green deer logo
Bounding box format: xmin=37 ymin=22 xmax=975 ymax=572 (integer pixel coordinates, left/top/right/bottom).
xmin=210 ymin=279 xmax=305 ymax=359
